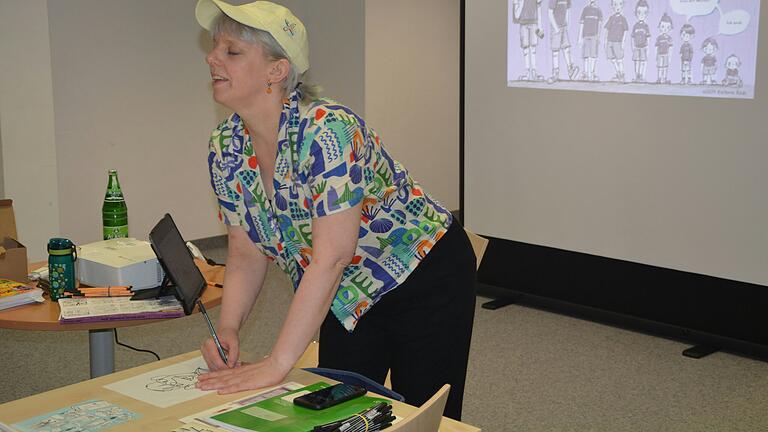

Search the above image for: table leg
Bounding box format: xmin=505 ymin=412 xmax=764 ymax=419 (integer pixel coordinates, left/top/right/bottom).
xmin=89 ymin=329 xmax=115 ymax=378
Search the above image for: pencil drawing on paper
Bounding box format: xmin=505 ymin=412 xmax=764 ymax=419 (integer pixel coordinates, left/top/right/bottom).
xmin=146 ymin=367 xmax=207 ymax=392
xmin=103 ymin=356 xmax=212 ymax=408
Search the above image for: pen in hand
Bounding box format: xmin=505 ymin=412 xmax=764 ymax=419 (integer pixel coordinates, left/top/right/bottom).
xmin=197 ymin=299 xmax=229 ymax=366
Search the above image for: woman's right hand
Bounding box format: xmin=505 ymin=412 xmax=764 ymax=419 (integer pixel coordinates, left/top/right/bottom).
xmin=201 ymin=327 xmax=240 ymax=371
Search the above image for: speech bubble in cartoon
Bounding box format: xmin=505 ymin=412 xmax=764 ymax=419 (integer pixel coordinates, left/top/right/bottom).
xmin=670 ymin=0 xmax=719 ymax=21
xmin=719 ymin=9 xmax=751 ymax=35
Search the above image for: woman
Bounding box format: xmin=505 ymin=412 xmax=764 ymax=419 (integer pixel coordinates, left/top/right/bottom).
xmin=194 ymin=0 xmax=476 ymax=420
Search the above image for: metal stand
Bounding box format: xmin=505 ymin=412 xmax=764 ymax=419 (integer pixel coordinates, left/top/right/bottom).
xmin=682 ymin=344 xmax=720 ymax=359
xmin=89 ymin=329 xmax=115 ymax=378
xmin=481 ymin=297 xmax=518 ymax=310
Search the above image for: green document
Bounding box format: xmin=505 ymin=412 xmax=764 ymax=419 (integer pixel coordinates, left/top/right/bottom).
xmin=210 ymin=382 xmax=390 ymax=431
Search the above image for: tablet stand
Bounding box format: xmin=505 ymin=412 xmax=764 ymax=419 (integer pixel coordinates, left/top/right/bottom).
xmin=130 ymin=274 xmax=175 ymax=301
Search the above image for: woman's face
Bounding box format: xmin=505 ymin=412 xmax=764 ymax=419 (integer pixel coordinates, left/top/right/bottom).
xmin=206 ymin=33 xmax=273 ymax=111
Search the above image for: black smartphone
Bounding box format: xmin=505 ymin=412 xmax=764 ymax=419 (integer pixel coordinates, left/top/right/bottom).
xmin=293 ymin=383 xmax=367 ymax=410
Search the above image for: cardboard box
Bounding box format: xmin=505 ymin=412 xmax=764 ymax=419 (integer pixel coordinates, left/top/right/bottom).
xmin=0 ymin=199 xmax=29 ymax=282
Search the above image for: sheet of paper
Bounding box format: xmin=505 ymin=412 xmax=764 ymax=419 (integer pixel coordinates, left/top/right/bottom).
xmin=0 ymin=422 xmax=19 ymax=432
xmin=179 ymin=382 xmax=304 ymax=427
xmin=12 ymin=400 xmax=139 ymax=432
xmin=104 ymin=356 xmax=213 ymax=408
xmin=172 ymin=421 xmax=231 ymax=432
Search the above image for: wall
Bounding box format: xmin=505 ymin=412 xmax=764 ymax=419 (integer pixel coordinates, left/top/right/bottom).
xmin=0 ymin=0 xmax=61 ymax=260
xmin=0 ymin=120 xmax=4 ymax=198
xmin=365 ymin=0 xmax=461 ymax=211
xmin=281 ymin=0 xmax=366 ymax=114
xmin=47 ymin=0 xmax=225 ymax=253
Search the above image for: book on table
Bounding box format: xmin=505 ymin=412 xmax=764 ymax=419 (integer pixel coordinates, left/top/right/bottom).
xmin=57 ymin=295 xmax=184 ymax=323
xmin=0 ymin=278 xmax=44 ymax=311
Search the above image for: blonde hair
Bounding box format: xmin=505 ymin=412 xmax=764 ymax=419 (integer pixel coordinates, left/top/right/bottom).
xmin=211 ymin=14 xmax=321 ymax=103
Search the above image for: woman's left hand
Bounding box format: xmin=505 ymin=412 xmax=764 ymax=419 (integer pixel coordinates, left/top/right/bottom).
xmin=196 ymin=356 xmax=291 ymax=394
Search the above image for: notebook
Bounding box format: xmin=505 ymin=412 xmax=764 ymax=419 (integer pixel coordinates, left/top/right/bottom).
xmin=0 ymin=278 xmax=44 ymax=311
xmin=58 ymin=296 xmax=184 ymax=323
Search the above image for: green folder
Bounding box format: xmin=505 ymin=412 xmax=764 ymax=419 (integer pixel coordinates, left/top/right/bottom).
xmin=210 ymin=382 xmax=390 ymax=431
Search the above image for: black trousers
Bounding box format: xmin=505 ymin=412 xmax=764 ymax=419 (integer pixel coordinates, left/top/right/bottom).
xmin=319 ymin=219 xmax=477 ymax=420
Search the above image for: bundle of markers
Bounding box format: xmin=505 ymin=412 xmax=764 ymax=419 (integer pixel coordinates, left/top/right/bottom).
xmin=67 ymin=286 xmax=133 ymax=297
xmin=311 ymin=402 xmax=394 ymax=432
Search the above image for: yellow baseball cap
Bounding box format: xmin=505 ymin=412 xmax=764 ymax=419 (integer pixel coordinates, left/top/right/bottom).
xmin=195 ymin=0 xmax=309 ymax=74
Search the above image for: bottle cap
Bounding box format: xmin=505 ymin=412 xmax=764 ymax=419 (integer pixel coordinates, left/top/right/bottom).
xmin=48 ymin=238 xmax=75 ymax=255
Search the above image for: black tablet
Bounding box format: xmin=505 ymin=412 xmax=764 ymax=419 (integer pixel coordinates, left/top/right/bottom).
xmin=148 ymin=213 xmax=206 ymax=315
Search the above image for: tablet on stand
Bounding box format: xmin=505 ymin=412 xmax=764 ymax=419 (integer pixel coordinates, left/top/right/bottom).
xmin=146 ymin=213 xmax=207 ymax=316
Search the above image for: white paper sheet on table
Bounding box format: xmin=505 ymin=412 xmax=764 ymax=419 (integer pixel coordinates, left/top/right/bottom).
xmin=172 ymin=421 xmax=230 ymax=432
xmin=0 ymin=422 xmax=18 ymax=432
xmin=11 ymin=400 xmax=139 ymax=432
xmin=104 ymin=356 xmax=213 ymax=408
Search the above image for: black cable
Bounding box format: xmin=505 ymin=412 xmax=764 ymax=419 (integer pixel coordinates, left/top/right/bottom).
xmin=114 ymin=329 xmax=160 ymax=361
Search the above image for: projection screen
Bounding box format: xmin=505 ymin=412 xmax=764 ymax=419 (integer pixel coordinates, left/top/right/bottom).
xmin=465 ymin=0 xmax=768 ymax=286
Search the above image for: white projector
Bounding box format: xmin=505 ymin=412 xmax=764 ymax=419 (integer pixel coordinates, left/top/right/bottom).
xmin=76 ymin=238 xmax=164 ymax=290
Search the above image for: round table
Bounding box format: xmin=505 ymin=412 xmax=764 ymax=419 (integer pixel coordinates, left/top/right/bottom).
xmin=0 ymin=260 xmax=224 ymax=377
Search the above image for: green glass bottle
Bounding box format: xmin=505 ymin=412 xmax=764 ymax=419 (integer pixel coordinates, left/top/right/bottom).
xmin=102 ymin=169 xmax=129 ymax=240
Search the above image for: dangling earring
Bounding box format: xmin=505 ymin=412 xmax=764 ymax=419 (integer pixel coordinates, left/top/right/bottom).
xmin=266 ymin=82 xmax=273 ymax=94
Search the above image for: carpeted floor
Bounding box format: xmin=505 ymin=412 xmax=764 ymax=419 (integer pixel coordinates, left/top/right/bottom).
xmin=1 ymin=242 xmax=766 ymax=431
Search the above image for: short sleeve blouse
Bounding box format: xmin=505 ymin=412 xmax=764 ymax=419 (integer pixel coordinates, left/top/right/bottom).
xmin=207 ymin=92 xmax=453 ymax=331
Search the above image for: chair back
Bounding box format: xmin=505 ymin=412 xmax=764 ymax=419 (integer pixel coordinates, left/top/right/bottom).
xmin=295 ymin=340 xmax=319 ymax=369
xmin=387 ymin=384 xmax=450 ymax=431
xmin=464 ymin=228 xmax=488 ymax=270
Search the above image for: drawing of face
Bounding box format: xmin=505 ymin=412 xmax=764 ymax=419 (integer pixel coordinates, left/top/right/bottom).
xmin=703 ymin=42 xmax=717 ymax=55
xmin=659 ymin=21 xmax=672 ymax=34
xmin=612 ymin=0 xmax=623 ymax=14
xmin=681 ymin=31 xmax=693 ymax=42
xmin=726 ymin=56 xmax=740 ymax=70
xmin=636 ymin=6 xmax=648 ymax=21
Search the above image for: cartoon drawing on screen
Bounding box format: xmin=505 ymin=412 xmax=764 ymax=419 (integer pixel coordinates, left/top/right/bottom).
xmin=655 ymin=13 xmax=673 ymax=84
xmin=146 ymin=367 xmax=207 ymax=392
xmin=700 ymin=37 xmax=718 ymax=85
xmin=508 ymin=0 xmax=758 ymax=99
xmin=604 ymin=0 xmax=629 ymax=83
xmin=513 ymin=0 xmax=546 ymax=81
xmin=679 ymin=24 xmax=695 ymax=85
xmin=630 ymin=0 xmax=651 ymax=83
xmin=547 ymin=0 xmax=579 ymax=83
xmin=722 ymin=54 xmax=743 ymax=87
xmin=578 ymin=0 xmax=603 ymax=81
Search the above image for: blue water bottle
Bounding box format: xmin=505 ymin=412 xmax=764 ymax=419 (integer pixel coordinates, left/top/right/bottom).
xmin=48 ymin=238 xmax=77 ymax=301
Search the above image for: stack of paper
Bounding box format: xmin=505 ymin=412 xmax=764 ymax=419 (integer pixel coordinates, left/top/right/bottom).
xmin=0 ymin=278 xmax=44 ymax=311
xmin=58 ymin=295 xmax=184 ymax=323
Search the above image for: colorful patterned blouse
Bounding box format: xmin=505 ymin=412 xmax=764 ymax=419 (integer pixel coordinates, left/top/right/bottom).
xmin=207 ymin=90 xmax=452 ymax=331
